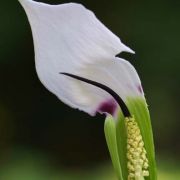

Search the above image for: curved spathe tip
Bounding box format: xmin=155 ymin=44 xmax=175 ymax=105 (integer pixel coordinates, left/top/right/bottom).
xmin=18 ymin=0 xmax=30 ymax=4
xmin=124 ymin=45 xmax=135 ymax=54
xmin=18 ymin=0 xmax=34 ymax=8
xmin=18 ymin=0 xmax=40 ymax=8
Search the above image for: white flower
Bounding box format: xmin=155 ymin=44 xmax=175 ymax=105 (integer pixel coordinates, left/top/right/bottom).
xmin=19 ymin=0 xmax=143 ymax=117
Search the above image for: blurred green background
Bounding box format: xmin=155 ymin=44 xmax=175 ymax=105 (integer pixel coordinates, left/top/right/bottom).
xmin=0 ymin=0 xmax=180 ymax=179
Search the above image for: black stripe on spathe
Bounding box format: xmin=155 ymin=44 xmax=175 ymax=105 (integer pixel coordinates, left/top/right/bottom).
xmin=60 ymin=72 xmax=131 ymax=117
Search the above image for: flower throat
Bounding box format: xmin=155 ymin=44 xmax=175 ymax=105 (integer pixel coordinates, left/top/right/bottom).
xmin=60 ymin=72 xmax=149 ymax=179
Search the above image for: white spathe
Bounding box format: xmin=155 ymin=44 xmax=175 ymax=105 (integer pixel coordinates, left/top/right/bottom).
xmin=19 ymin=0 xmax=143 ymax=116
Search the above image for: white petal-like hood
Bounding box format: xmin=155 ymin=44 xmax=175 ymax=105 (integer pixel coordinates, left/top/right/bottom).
xmin=19 ymin=0 xmax=143 ymax=116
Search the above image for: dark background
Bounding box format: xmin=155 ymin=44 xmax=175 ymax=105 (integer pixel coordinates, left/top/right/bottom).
xmin=0 ymin=0 xmax=180 ymax=179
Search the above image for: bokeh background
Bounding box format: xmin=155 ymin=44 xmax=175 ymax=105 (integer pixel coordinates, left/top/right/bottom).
xmin=0 ymin=0 xmax=180 ymax=179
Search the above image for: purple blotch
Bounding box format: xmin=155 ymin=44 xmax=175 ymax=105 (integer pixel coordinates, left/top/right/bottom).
xmin=98 ymin=99 xmax=117 ymax=116
xmin=137 ymin=84 xmax=143 ymax=94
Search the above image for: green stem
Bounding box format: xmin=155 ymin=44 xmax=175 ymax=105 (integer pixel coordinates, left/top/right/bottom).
xmin=104 ymin=115 xmax=124 ymax=180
